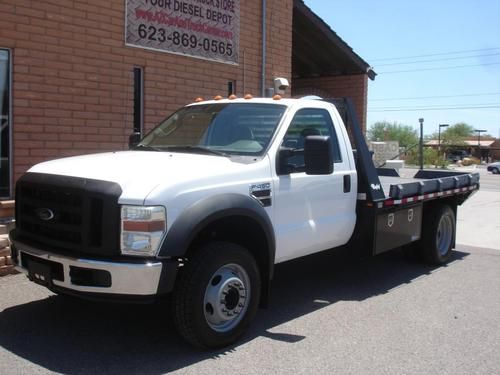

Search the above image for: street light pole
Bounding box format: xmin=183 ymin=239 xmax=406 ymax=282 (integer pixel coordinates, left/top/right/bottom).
xmin=474 ymin=129 xmax=486 ymax=161
xmin=419 ymin=118 xmax=424 ymax=170
xmin=438 ymin=124 xmax=449 ymax=152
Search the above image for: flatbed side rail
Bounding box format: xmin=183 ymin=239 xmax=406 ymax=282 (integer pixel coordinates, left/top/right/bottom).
xmin=388 ymin=172 xmax=480 ymax=200
xmin=383 ymin=182 xmax=478 ymax=208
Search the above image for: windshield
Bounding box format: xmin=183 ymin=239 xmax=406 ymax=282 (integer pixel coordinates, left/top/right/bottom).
xmin=138 ymin=103 xmax=287 ymax=156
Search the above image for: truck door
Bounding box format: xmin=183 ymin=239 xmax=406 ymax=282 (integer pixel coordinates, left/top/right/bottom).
xmin=273 ymin=107 xmax=356 ymax=263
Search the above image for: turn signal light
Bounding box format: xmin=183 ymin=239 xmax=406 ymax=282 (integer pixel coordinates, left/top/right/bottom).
xmin=244 ymin=94 xmax=253 ymax=99
xmin=273 ymin=94 xmax=282 ymax=100
xmin=214 ymin=95 xmax=223 ymax=100
xmin=228 ymin=94 xmax=237 ymax=100
xmin=194 ymin=97 xmax=204 ymax=102
xmin=122 ymin=221 xmax=166 ymax=232
xmin=121 ymin=206 xmax=166 ymax=257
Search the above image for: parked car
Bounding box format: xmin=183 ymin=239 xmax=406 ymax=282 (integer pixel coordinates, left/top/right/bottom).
xmin=487 ymin=162 xmax=500 ymax=174
xmin=447 ymin=150 xmax=469 ymax=162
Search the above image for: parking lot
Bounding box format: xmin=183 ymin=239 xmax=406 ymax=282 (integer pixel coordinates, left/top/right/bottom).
xmin=1 ymin=167 xmax=499 ymax=375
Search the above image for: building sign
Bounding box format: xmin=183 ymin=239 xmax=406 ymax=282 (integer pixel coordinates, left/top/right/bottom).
xmin=125 ymin=0 xmax=239 ymax=65
xmin=369 ymin=141 xmax=400 ymax=166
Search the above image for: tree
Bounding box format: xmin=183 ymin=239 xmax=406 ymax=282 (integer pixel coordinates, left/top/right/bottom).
xmin=443 ymin=122 xmax=474 ymax=138
xmin=368 ymin=121 xmax=418 ymax=148
xmin=430 ymin=122 xmax=475 ymax=146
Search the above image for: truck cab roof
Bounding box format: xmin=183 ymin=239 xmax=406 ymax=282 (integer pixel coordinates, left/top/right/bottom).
xmin=186 ymin=97 xmax=333 ymax=109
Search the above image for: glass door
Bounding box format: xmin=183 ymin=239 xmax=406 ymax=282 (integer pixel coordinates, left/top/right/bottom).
xmin=0 ymin=49 xmax=11 ymax=198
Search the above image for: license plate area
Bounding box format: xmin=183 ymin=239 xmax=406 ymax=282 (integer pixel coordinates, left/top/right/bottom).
xmin=22 ymin=252 xmax=65 ymax=285
xmin=28 ymin=261 xmax=53 ymax=287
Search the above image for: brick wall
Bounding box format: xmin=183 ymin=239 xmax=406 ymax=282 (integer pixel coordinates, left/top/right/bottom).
xmin=292 ymin=74 xmax=369 ymax=133
xmin=0 ymin=201 xmax=15 ymax=277
xmin=0 ymin=229 xmax=15 ymax=277
xmin=265 ymin=0 xmax=293 ymax=93
xmin=0 ymin=0 xmax=293 ymax=187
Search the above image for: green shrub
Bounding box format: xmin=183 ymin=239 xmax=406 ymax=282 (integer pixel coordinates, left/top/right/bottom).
xmin=406 ymin=148 xmax=446 ymax=167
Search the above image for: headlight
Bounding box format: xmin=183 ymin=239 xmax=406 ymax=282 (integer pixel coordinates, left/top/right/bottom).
xmin=120 ymin=205 xmax=166 ymax=256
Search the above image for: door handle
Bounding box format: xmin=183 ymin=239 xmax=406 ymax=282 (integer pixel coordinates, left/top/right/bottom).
xmin=343 ymin=174 xmax=351 ymax=193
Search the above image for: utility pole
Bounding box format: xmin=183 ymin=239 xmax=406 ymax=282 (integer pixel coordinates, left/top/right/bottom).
xmin=474 ymin=129 xmax=486 ymax=161
xmin=419 ymin=118 xmax=424 ymax=170
xmin=438 ymin=124 xmax=449 ymax=153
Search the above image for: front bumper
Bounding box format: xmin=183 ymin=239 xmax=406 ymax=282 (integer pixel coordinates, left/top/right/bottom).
xmin=12 ymin=240 xmax=177 ymax=299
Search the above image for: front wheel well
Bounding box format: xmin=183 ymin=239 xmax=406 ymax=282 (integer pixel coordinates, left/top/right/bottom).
xmin=185 ymin=215 xmax=273 ymax=307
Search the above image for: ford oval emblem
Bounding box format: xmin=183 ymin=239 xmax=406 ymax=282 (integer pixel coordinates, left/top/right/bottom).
xmin=35 ymin=208 xmax=55 ymax=221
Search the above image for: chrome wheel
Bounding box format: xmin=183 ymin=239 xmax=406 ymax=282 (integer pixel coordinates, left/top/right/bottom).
xmin=203 ymin=263 xmax=250 ymax=333
xmin=436 ymin=213 xmax=453 ymax=256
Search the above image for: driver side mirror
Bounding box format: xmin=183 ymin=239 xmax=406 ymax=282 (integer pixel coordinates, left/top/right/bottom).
xmin=304 ymin=135 xmax=333 ymax=175
xmin=129 ymin=132 xmax=141 ymax=149
xmin=277 ymin=136 xmax=333 ymax=175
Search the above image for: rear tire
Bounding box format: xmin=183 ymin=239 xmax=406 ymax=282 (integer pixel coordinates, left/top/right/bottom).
xmin=419 ymin=204 xmax=455 ymax=265
xmin=492 ymin=167 xmax=499 ymax=174
xmin=172 ymin=242 xmax=261 ymax=349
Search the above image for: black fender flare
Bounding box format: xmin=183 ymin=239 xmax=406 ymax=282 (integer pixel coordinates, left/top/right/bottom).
xmin=158 ymin=193 xmax=276 ymax=281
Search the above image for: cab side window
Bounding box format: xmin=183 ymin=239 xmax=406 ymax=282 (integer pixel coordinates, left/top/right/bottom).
xmin=281 ymin=108 xmax=342 ymax=171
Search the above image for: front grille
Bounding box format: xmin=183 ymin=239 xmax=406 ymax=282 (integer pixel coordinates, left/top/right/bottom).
xmin=15 ymin=173 xmax=122 ymax=257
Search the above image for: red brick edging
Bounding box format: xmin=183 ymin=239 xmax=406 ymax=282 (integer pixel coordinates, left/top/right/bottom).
xmin=0 ymin=200 xmax=17 ymax=277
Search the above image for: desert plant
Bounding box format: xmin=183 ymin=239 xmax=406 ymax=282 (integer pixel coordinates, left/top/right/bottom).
xmin=406 ymin=147 xmax=446 ymax=167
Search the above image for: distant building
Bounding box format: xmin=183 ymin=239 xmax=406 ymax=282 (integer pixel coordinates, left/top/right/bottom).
xmin=425 ymin=138 xmax=499 ymax=161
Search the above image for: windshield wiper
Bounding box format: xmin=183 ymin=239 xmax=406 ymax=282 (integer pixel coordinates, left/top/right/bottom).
xmin=164 ymin=146 xmax=229 ymax=157
xmin=133 ymin=144 xmax=162 ymax=151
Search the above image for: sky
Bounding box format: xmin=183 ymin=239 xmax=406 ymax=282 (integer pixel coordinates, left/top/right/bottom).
xmin=304 ymin=0 xmax=500 ymax=138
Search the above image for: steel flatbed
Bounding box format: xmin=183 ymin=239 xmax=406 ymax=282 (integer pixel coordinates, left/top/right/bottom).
xmin=327 ymin=98 xmax=479 ymax=256
xmin=378 ymin=170 xmax=479 ymax=207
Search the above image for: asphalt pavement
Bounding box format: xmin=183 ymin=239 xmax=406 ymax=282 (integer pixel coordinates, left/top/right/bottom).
xmin=1 ymin=168 xmax=499 ymax=375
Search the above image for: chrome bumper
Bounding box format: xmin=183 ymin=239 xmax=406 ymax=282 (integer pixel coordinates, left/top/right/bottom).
xmin=15 ymin=242 xmax=163 ymax=296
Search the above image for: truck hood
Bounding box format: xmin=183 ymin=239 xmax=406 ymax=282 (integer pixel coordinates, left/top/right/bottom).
xmin=29 ymin=151 xmax=259 ymax=204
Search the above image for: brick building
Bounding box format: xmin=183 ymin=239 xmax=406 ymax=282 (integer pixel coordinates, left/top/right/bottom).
xmin=0 ymin=0 xmax=375 ymax=200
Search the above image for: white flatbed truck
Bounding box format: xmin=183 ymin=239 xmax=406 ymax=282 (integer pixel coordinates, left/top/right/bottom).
xmin=10 ymin=97 xmax=479 ymax=348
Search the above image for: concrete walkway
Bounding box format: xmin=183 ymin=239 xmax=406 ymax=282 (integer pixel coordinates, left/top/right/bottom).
xmin=456 ymin=190 xmax=500 ymax=250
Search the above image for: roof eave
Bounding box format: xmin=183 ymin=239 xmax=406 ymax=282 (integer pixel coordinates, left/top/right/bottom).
xmin=294 ymin=0 xmax=377 ymax=80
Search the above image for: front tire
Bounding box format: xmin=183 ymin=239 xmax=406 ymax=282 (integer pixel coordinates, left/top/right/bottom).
xmin=492 ymin=167 xmax=499 ymax=174
xmin=172 ymin=242 xmax=261 ymax=349
xmin=419 ymin=204 xmax=455 ymax=264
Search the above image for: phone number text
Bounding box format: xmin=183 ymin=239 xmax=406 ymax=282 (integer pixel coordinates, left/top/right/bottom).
xmin=138 ymin=24 xmax=234 ymax=56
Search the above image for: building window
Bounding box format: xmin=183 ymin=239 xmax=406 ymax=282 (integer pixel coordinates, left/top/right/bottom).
xmin=228 ymin=80 xmax=236 ymax=96
xmin=0 ymin=49 xmax=11 ymax=198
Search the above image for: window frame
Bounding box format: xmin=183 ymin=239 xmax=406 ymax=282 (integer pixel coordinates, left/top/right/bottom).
xmin=0 ymin=48 xmax=12 ymax=199
xmin=280 ymin=107 xmax=343 ymax=173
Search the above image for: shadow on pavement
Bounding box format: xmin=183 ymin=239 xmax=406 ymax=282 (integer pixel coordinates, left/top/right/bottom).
xmin=0 ymin=248 xmax=469 ymax=374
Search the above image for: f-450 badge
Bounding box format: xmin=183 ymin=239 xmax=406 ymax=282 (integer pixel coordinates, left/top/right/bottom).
xmin=249 ymin=183 xmax=272 ymax=207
